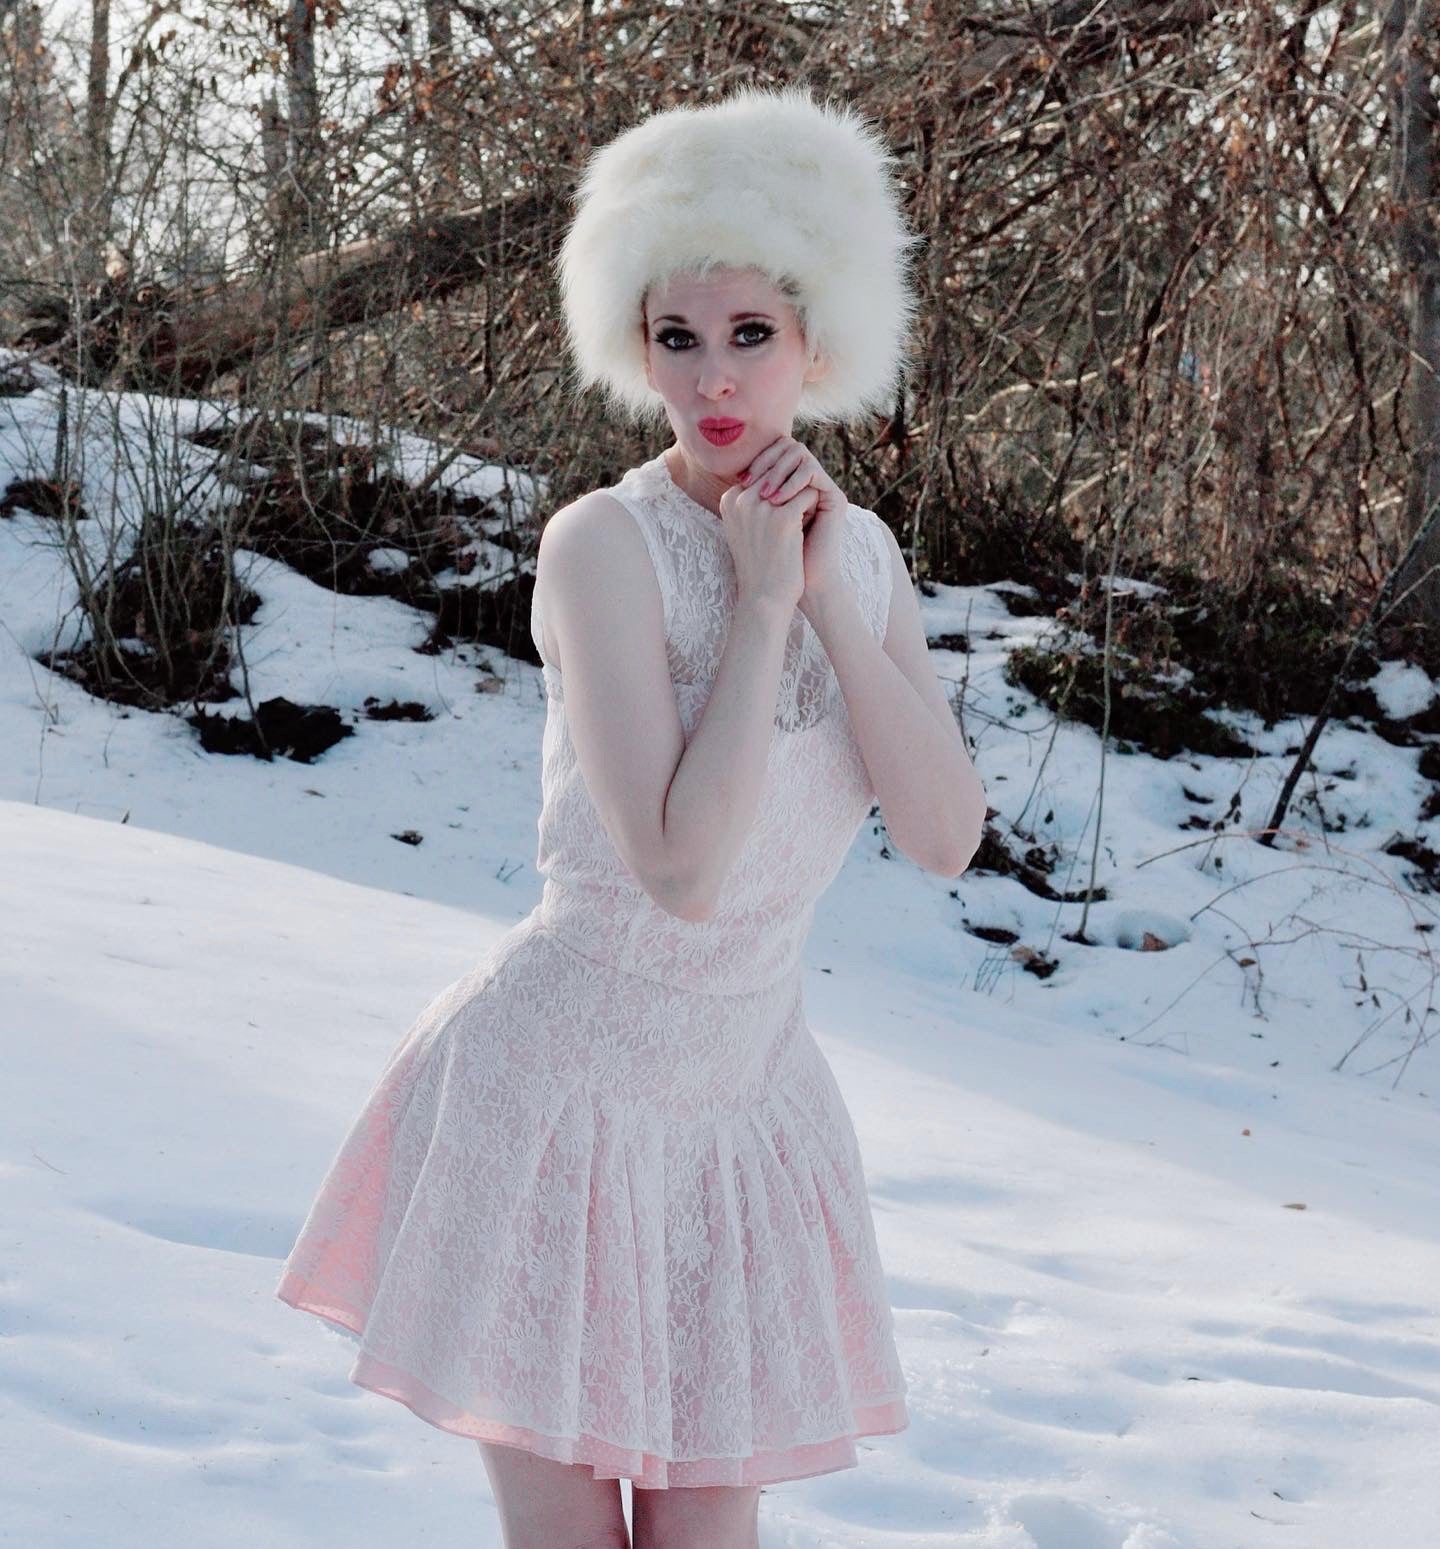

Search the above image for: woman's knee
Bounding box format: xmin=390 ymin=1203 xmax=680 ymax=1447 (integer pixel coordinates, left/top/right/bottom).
xmin=477 ymin=1441 xmax=630 ymax=1549
xmin=632 ymin=1481 xmax=761 ymax=1549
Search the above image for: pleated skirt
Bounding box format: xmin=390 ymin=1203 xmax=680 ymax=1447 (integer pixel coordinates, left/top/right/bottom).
xmin=275 ymin=911 xmax=908 ymax=1488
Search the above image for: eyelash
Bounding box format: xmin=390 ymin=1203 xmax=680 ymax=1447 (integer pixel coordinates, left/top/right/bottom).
xmin=653 ymin=323 xmax=776 ymax=351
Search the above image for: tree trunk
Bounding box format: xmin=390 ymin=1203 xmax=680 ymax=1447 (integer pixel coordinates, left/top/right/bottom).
xmin=18 ymin=192 xmax=546 ymax=393
xmin=78 ymin=0 xmax=112 ymax=289
xmin=1383 ymin=0 xmax=1440 ymax=625
xmin=283 ymin=0 xmax=326 ymax=248
xmin=421 ymin=0 xmax=458 ymax=213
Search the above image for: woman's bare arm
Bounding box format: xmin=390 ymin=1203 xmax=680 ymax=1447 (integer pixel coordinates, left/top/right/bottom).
xmin=536 ymin=489 xmax=794 ymax=922
xmin=803 ymin=516 xmax=987 ymax=876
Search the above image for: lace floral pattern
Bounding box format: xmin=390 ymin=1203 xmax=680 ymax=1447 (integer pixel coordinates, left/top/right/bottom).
xmin=532 ymin=453 xmax=894 ymax=994
xmin=275 ymin=452 xmax=908 ymax=1489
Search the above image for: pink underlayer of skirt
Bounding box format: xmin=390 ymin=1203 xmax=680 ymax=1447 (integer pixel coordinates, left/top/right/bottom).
xmin=275 ymin=1273 xmax=909 ymax=1491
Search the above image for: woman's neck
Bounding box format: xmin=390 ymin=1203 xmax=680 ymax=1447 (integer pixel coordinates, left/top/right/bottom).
xmin=663 ymin=443 xmax=737 ymax=517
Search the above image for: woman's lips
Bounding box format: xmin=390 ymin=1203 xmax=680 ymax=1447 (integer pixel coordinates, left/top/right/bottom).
xmin=699 ymin=420 xmax=744 ymax=447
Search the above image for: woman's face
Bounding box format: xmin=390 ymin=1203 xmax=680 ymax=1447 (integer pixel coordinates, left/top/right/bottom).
xmin=641 ymin=266 xmax=828 ymax=472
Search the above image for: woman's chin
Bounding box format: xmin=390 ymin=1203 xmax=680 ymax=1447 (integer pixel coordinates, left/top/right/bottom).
xmin=676 ymin=437 xmax=735 ymax=474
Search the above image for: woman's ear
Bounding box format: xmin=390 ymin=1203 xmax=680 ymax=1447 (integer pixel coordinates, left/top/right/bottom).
xmin=641 ymin=315 xmax=655 ymax=390
xmin=803 ymin=345 xmax=831 ymax=385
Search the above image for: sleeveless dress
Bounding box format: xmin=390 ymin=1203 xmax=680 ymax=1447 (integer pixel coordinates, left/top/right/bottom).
xmin=274 ymin=449 xmax=910 ymax=1489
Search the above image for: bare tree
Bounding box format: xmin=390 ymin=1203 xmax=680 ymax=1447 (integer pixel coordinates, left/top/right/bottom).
xmin=1382 ymin=0 xmax=1440 ymax=621
xmin=5 ymin=0 xmax=1440 ymax=662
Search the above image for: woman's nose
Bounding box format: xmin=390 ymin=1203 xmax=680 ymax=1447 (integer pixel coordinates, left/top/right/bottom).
xmin=696 ymin=362 xmax=735 ymax=398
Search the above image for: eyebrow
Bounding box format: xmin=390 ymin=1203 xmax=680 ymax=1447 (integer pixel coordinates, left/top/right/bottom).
xmin=652 ymin=311 xmax=777 ymax=324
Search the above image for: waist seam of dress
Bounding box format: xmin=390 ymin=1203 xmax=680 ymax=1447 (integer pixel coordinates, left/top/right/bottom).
xmin=532 ymin=916 xmax=803 ymax=1000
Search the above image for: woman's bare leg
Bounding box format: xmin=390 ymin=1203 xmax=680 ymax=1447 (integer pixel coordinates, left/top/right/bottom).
xmin=631 ymin=1481 xmax=761 ymax=1549
xmin=477 ymin=1440 xmax=630 ymax=1549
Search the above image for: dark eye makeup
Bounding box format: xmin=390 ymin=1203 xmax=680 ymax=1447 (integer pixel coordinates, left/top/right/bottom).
xmin=653 ymin=322 xmax=777 ymax=350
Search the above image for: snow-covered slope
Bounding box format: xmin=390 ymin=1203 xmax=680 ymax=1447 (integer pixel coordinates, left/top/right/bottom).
xmin=2 ymin=364 xmax=1436 ymax=1546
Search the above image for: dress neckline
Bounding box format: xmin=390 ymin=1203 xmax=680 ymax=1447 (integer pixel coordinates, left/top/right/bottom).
xmin=652 ymin=451 xmax=724 ymax=525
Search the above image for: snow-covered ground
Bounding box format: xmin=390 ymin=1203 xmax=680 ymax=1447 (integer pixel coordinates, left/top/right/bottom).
xmin=2 ymin=361 xmax=1437 ymax=1547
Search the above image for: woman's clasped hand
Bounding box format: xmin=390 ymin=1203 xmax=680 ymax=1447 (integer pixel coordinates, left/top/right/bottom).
xmin=718 ymin=434 xmax=851 ymax=620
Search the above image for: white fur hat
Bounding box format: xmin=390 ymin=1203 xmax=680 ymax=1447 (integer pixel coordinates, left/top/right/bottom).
xmin=555 ymin=85 xmax=921 ymax=428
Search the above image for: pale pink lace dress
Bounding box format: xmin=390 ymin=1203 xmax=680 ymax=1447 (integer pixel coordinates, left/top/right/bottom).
xmin=274 ymin=450 xmax=909 ymax=1489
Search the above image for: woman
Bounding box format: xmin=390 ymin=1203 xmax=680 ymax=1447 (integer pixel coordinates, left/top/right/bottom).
xmin=276 ymin=86 xmax=987 ymax=1549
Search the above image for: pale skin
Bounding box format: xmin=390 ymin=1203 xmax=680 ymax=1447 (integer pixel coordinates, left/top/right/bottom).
xmin=537 ymin=265 xmax=986 ymax=923
xmin=480 ymin=266 xmax=987 ymax=1548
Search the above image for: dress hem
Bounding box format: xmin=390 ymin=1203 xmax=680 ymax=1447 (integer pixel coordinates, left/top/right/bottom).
xmin=275 ymin=1273 xmax=908 ymax=1490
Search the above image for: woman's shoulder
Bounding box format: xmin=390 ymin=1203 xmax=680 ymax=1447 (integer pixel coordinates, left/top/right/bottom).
xmin=842 ymin=499 xmax=897 ymax=562
xmin=538 ymin=486 xmax=645 ymax=570
xmin=531 ymin=483 xmax=671 ymax=674
xmin=536 ymin=466 xmax=680 ymax=612
xmin=843 ymin=497 xmax=888 ymax=533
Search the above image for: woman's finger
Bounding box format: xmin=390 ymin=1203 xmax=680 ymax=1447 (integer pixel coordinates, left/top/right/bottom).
xmin=741 ymin=439 xmax=792 ymax=486
xmin=765 ymin=470 xmax=810 ymax=503
xmin=754 ymin=454 xmax=792 ymax=492
xmin=766 ymin=452 xmax=821 ymax=501
xmin=760 ymin=452 xmax=808 ymax=498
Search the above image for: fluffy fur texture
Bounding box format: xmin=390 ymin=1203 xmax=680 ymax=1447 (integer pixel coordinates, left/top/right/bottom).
xmin=555 ymin=85 xmax=921 ymax=428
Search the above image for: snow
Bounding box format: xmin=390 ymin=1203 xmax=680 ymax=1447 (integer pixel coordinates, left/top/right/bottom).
xmin=1371 ymin=659 xmax=1436 ymax=722
xmin=2 ymin=362 xmax=1437 ymax=1546
xmin=1064 ymin=570 xmax=1168 ymax=602
xmin=365 ymin=545 xmax=411 ymax=574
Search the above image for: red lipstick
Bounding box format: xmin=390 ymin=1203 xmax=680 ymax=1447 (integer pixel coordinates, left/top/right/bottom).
xmin=698 ymin=418 xmax=744 ymax=447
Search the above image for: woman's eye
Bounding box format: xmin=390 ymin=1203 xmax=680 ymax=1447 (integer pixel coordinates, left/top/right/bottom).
xmin=654 ymin=325 xmax=775 ymax=350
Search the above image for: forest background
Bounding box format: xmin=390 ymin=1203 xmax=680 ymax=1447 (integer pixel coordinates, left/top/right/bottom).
xmin=6 ymin=11 xmax=1440 ymax=1540
xmin=4 ymin=0 xmax=1440 ymax=837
